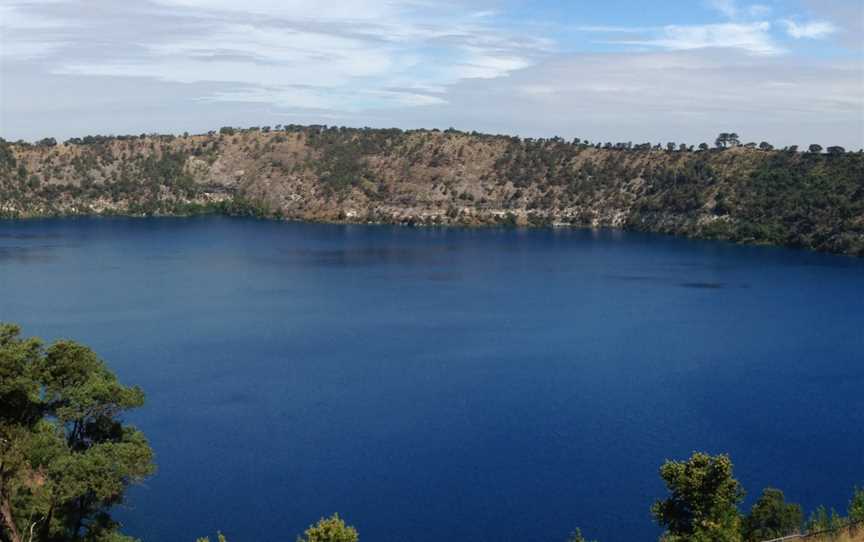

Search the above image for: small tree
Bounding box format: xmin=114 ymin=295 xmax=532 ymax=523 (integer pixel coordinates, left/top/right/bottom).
xmin=849 ymin=487 xmax=864 ymax=524
xmin=298 ymin=513 xmax=359 ymax=542
xmin=806 ymin=506 xmax=844 ymax=532
xmin=715 ymin=133 xmax=741 ymax=148
xmin=827 ymin=146 xmax=846 ymax=155
xmin=0 ymin=324 xmax=154 ymax=542
xmin=758 ymin=142 xmax=773 ymax=151
xmin=651 ymin=452 xmax=744 ymax=542
xmin=808 ymin=144 xmax=823 ymax=154
xmin=566 ymin=528 xmax=597 ymax=542
xmin=698 ymin=143 xmax=709 ymax=151
xmin=742 ymin=488 xmax=802 ymax=541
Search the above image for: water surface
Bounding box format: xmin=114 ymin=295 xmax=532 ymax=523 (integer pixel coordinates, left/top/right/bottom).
xmin=1 ymin=217 xmax=862 ymax=542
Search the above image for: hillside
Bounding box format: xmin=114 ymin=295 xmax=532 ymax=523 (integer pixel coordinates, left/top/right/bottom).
xmin=792 ymin=525 xmax=864 ymax=542
xmin=1 ymin=126 xmax=862 ymax=255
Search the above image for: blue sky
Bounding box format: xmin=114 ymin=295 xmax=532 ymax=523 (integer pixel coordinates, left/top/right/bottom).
xmin=1 ymin=0 xmax=862 ymax=147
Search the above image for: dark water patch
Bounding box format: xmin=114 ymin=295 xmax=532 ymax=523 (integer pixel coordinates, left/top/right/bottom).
xmin=679 ymin=281 xmax=726 ymax=289
xmin=277 ymin=247 xmax=453 ymax=267
xmin=424 ymin=271 xmax=464 ymax=282
xmin=604 ymin=274 xmax=665 ymax=283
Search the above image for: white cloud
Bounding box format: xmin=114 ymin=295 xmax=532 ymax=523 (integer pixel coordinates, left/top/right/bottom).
xmin=0 ymin=4 xmax=64 ymax=29
xmin=613 ymin=22 xmax=782 ymax=56
xmin=201 ymin=84 xmax=445 ymax=110
xmin=384 ymin=48 xmax=863 ymax=148
xmin=781 ymin=20 xmax=837 ymax=39
xmin=449 ymin=47 xmax=531 ymax=79
xmin=0 ymin=40 xmax=68 ymax=60
xmin=802 ymin=0 xmax=863 ymax=50
xmin=150 ymin=0 xmax=395 ymax=21
xmin=1 ymin=0 xmax=860 ymax=148
xmin=575 ymin=25 xmax=656 ymax=33
xmin=0 ymin=3 xmax=77 ymax=60
xmin=37 ymin=0 xmax=547 ymax=112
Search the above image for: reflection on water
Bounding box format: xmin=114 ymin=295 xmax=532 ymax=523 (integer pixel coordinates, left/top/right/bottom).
xmin=278 ymin=246 xmax=454 ymax=267
xmin=0 ymin=245 xmax=61 ymax=264
xmin=605 ymin=274 xmax=741 ymax=289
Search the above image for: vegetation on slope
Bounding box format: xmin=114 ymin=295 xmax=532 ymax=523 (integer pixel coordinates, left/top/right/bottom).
xmin=1 ymin=126 xmax=862 ymax=255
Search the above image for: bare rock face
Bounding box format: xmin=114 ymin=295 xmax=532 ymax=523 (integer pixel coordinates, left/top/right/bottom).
xmin=1 ymin=127 xmax=862 ymax=255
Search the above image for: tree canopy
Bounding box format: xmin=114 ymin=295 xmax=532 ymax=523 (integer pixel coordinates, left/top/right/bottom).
xmin=0 ymin=324 xmax=154 ymax=542
xmin=742 ymin=488 xmax=802 ymax=541
xmin=651 ymin=452 xmax=745 ymax=542
xmin=297 ymin=514 xmax=359 ymax=542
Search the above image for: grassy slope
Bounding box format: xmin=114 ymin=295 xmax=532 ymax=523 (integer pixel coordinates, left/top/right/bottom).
xmin=799 ymin=525 xmax=864 ymax=542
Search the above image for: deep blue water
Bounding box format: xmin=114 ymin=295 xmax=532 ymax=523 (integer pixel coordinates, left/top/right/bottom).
xmin=1 ymin=217 xmax=862 ymax=542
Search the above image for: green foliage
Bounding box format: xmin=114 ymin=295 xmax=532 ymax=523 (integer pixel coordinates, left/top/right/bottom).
xmin=848 ymin=487 xmax=864 ymax=524
xmin=806 ymin=506 xmax=845 ymax=533
xmin=566 ymin=527 xmax=597 ymax=542
xmin=715 ymin=133 xmax=740 ymax=148
xmin=742 ymin=488 xmax=802 ymax=541
xmin=651 ymin=452 xmax=744 ymax=542
xmin=0 ymin=323 xmax=154 ymax=542
xmin=305 ymin=128 xmax=398 ymax=192
xmin=196 ymin=532 xmax=228 ymax=542
xmin=138 ymin=150 xmax=196 ymax=195
xmin=0 ymin=138 xmax=17 ymax=171
xmin=297 ymin=513 xmax=359 ymax=542
xmin=732 ymin=152 xmax=864 ymax=254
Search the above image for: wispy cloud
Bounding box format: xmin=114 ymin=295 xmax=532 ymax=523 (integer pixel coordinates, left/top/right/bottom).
xmin=607 ymin=22 xmax=782 ymax=56
xmin=0 ymin=2 xmax=75 ymax=59
xmin=575 ymin=25 xmax=656 ymax=33
xmin=36 ymin=0 xmax=550 ymax=111
xmin=387 ymin=48 xmax=863 ymax=148
xmin=781 ymin=19 xmax=837 ymax=39
xmin=0 ymin=0 xmax=860 ymax=147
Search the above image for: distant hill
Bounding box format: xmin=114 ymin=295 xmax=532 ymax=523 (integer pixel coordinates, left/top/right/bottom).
xmin=1 ymin=126 xmax=862 ymax=255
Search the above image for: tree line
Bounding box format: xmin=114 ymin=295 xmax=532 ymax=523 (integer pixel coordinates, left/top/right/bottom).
xmin=3 ymin=126 xmax=859 ymax=155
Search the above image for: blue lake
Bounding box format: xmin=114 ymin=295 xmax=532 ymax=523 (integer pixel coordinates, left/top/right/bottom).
xmin=1 ymin=217 xmax=862 ymax=542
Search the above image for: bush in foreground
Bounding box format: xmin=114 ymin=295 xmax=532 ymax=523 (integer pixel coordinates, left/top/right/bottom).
xmin=0 ymin=324 xmax=154 ymax=542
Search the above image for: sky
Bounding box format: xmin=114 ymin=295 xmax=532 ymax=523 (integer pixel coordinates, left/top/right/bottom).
xmin=1 ymin=0 xmax=862 ymax=147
